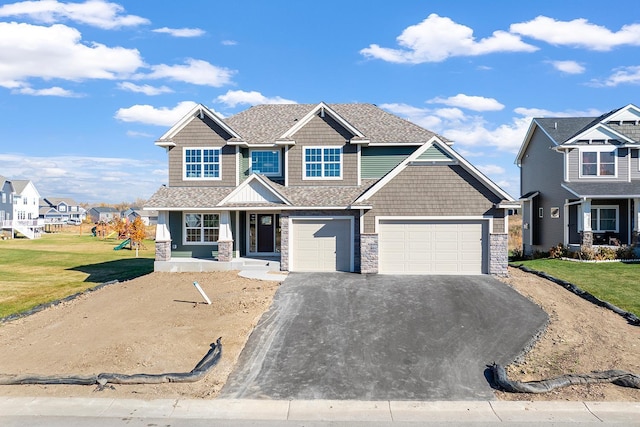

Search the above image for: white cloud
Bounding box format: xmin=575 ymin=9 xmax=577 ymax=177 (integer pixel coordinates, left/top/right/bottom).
xmin=142 ymin=58 xmax=235 ymax=87
xmin=126 ymin=130 xmax=154 ymax=138
xmin=14 ymin=85 xmax=81 ymax=97
xmin=513 ymin=107 xmax=602 ymax=117
xmin=114 ymin=101 xmax=197 ymax=126
xmin=221 ymin=40 xmax=237 ymax=46
xmin=477 ymin=164 xmax=506 ymax=175
xmin=152 ymin=27 xmax=205 ymax=37
xmin=548 ymin=60 xmax=585 ymax=74
xmin=360 ymin=13 xmax=537 ymax=64
xmin=117 ymin=82 xmax=173 ymax=95
xmin=428 ymin=94 xmax=504 ymax=111
xmin=593 ymin=65 xmax=640 ymax=87
xmin=0 ymin=0 xmax=149 ymax=29
xmin=511 ymin=16 xmax=640 ymax=51
xmin=0 ymin=22 xmax=143 ymax=88
xmin=215 ymin=90 xmax=296 ymax=108
xmin=0 ymin=153 xmax=164 ymax=204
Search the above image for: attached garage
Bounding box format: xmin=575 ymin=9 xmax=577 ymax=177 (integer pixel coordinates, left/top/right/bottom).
xmin=289 ymin=217 xmax=353 ymax=272
xmin=378 ymin=219 xmax=487 ymax=275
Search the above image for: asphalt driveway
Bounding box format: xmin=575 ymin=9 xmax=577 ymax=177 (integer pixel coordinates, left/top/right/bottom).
xmin=221 ymin=273 xmax=547 ymax=401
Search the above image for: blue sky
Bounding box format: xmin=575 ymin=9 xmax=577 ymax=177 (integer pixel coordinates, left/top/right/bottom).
xmin=1 ymin=0 xmax=640 ymax=204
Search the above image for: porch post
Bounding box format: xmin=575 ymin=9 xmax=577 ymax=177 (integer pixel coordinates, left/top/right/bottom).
xmin=633 ymin=198 xmax=640 ymax=246
xmin=581 ymin=199 xmax=593 ymax=249
xmin=217 ymin=211 xmax=234 ymax=262
xmin=154 ymin=211 xmax=171 ymax=261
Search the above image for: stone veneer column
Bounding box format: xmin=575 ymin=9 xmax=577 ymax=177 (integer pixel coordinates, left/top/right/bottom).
xmin=489 ymin=233 xmax=508 ymax=276
xmin=360 ymin=233 xmax=378 ymax=274
xmin=155 ymin=240 xmax=171 ymax=261
xmin=581 ymin=230 xmax=593 ymax=249
xmin=217 ymin=240 xmax=233 ymax=262
xmin=279 ymin=213 xmax=289 ymax=271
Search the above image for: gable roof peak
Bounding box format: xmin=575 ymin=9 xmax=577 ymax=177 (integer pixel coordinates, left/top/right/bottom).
xmin=156 ymin=103 xmax=242 ymax=147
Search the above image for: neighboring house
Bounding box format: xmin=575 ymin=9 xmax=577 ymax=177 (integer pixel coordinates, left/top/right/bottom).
xmin=88 ymin=206 xmax=120 ymax=223
xmin=516 ymin=103 xmax=640 ymax=255
xmin=41 ymin=197 xmax=87 ymax=222
xmin=0 ymin=177 xmax=43 ymax=239
xmin=122 ymin=208 xmax=158 ymax=226
xmin=12 ymin=180 xmax=40 ymax=222
xmin=0 ymin=175 xmax=14 ymax=225
xmin=146 ymin=103 xmax=516 ymax=275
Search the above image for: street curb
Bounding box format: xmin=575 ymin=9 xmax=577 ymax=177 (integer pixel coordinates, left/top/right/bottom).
xmin=0 ymin=397 xmax=639 ymax=423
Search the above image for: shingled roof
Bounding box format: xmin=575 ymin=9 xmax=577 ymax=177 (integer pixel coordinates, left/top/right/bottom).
xmin=145 ymin=178 xmax=378 ymax=210
xmin=224 ymin=103 xmax=446 ymax=145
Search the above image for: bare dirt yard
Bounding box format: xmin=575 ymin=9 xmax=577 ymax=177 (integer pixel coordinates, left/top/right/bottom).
xmin=0 ymin=271 xmax=281 ymax=399
xmin=497 ymin=267 xmax=640 ymax=401
xmin=0 ymin=267 xmax=638 ymax=401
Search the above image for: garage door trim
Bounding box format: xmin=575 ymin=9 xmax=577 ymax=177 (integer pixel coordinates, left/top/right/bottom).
xmin=289 ymin=216 xmax=354 ymax=272
xmin=375 ymin=215 xmax=493 ymax=233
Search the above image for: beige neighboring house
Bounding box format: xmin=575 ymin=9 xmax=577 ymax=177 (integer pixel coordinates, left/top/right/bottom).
xmin=1 ymin=177 xmax=43 ymax=239
xmin=146 ymin=103 xmax=517 ymax=275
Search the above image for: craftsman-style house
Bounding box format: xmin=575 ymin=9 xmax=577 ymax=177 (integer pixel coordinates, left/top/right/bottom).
xmin=517 ymin=103 xmax=640 ymax=255
xmin=146 ymin=103 xmax=516 ymax=275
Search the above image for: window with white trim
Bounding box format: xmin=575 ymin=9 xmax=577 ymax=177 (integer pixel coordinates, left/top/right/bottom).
xmin=591 ymin=206 xmax=618 ymax=232
xmin=304 ymin=147 xmax=342 ymax=179
xmin=251 ymin=150 xmax=281 ymax=176
xmin=184 ymin=148 xmax=221 ymax=179
xmin=184 ymin=213 xmax=220 ymax=244
xmin=581 ymin=150 xmax=615 ymax=177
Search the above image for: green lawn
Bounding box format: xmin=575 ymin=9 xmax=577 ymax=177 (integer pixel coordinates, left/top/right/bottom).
xmin=514 ymin=259 xmax=640 ymax=317
xmin=0 ymin=232 xmax=154 ymax=319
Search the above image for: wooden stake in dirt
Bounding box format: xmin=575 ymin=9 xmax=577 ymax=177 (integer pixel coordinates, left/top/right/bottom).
xmin=193 ymin=281 xmax=212 ymax=305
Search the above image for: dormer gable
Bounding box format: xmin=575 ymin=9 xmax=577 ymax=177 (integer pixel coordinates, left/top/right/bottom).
xmin=218 ymin=174 xmax=290 ymax=206
xmin=155 ymin=104 xmax=244 ymax=148
xmin=560 ymin=123 xmax=634 ymax=147
xmin=602 ymin=103 xmax=640 ymax=124
xmin=279 ymin=102 xmax=370 ymax=145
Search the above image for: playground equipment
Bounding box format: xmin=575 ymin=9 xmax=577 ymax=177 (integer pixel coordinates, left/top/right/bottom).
xmin=113 ymin=238 xmax=131 ymax=251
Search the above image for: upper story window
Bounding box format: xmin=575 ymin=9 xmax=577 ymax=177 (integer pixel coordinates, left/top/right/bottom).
xmin=304 ymin=147 xmax=342 ymax=179
xmin=251 ymin=150 xmax=281 ymax=176
xmin=184 ymin=213 xmax=219 ymax=244
xmin=184 ymin=148 xmax=221 ymax=180
xmin=581 ymin=150 xmax=615 ymax=177
xmin=59 ymin=204 xmax=67 ymax=212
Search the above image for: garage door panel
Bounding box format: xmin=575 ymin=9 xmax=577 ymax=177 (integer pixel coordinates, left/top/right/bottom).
xmin=291 ymin=219 xmax=351 ymax=272
xmin=379 ymin=220 xmax=486 ymax=275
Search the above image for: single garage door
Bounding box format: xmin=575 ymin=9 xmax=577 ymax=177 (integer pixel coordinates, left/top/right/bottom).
xmin=378 ymin=220 xmax=486 ymax=275
xmin=291 ymin=218 xmax=352 ymax=272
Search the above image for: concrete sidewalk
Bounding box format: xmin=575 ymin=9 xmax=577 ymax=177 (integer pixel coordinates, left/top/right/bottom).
xmin=0 ymin=397 xmax=638 ymax=424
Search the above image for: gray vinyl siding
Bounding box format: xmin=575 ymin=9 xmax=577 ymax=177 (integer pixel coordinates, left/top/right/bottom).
xmin=361 ymin=146 xmax=415 ymax=179
xmin=287 ymin=114 xmax=358 ymax=186
xmin=631 ymin=149 xmax=640 ymax=180
xmin=362 ymin=164 xmax=503 ymax=233
xmin=167 ymin=116 xmax=237 ymax=187
xmin=520 ymin=127 xmax=573 ymax=254
xmin=566 ymin=147 xmax=629 ymax=182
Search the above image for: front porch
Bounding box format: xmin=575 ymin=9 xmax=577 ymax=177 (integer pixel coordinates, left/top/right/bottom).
xmin=566 ymin=197 xmax=639 ymax=248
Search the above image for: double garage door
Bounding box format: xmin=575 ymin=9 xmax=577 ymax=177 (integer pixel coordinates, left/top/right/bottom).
xmin=290 ymin=218 xmax=352 ymax=272
xmin=378 ymin=220 xmax=487 ymax=275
